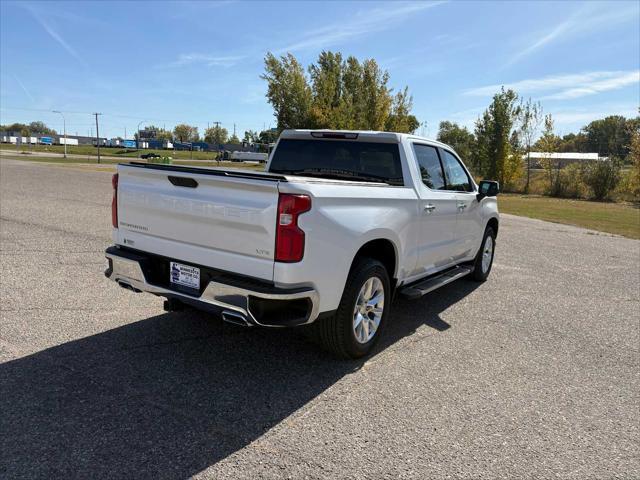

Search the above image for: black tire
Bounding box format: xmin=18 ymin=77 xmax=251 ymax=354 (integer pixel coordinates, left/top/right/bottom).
xmin=313 ymin=257 xmax=391 ymax=359
xmin=471 ymin=227 xmax=496 ymax=282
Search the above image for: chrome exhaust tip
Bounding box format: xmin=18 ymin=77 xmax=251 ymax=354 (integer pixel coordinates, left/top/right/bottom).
xmin=222 ymin=310 xmax=252 ymax=327
xmin=117 ymin=281 xmax=141 ymax=293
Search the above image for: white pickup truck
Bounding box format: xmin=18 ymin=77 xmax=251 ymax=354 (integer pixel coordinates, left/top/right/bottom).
xmin=105 ymin=130 xmax=499 ymax=358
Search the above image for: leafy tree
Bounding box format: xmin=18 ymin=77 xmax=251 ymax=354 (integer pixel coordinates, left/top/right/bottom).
xmin=583 ymin=115 xmax=632 ymax=157
xmin=29 ymin=121 xmax=56 ymax=135
xmin=145 ymin=125 xmax=173 ymax=142
xmin=581 ymin=158 xmax=621 ymax=201
xmin=360 ymin=58 xmax=393 ymax=130
xmin=243 ymin=130 xmax=259 ymax=143
xmin=228 ymin=133 xmax=240 ymax=144
xmin=173 ymin=124 xmax=199 ymax=143
xmin=157 ymin=130 xmax=173 ymax=142
xmin=258 ymin=129 xmax=278 ymax=144
xmin=385 ymin=87 xmax=418 ymax=133
xmin=262 ymin=53 xmax=313 ymax=130
xmin=262 ymin=51 xmax=417 ymax=133
xmin=538 ymin=115 xmax=562 ymax=195
xmin=342 ymin=56 xmax=364 ymax=127
xmin=518 ymin=98 xmax=543 ymax=193
xmin=308 ymin=51 xmax=348 ymax=128
xmin=204 ymin=125 xmax=228 ymax=145
xmin=504 ymin=129 xmax=525 ymax=190
xmin=627 ymin=120 xmax=640 ymax=199
xmin=472 ymin=88 xmax=520 ymax=184
xmin=242 ymin=129 xmax=278 ymax=145
xmin=556 ymin=132 xmax=588 ymax=153
xmin=1 ymin=122 xmax=56 ymax=136
xmin=472 ymin=110 xmax=491 ymax=176
xmin=437 ymin=121 xmax=475 ymax=167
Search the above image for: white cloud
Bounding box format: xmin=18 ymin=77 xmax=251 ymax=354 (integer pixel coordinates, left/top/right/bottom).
xmin=464 ymin=70 xmax=640 ymax=100
xmin=274 ymin=1 xmax=446 ymax=54
xmin=163 ymin=53 xmax=246 ymax=68
xmin=12 ymin=74 xmax=35 ymax=103
xmin=507 ymin=20 xmax=573 ymax=66
xmin=550 ymin=104 xmax=639 ymax=134
xmin=542 ymin=72 xmax=640 ymax=100
xmin=22 ymin=3 xmax=87 ymax=67
xmin=553 ymin=107 xmax=639 ymax=125
xmin=507 ymin=2 xmax=639 ymax=66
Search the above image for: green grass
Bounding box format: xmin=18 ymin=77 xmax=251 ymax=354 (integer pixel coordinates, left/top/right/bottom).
xmin=499 ymin=194 xmax=640 ymax=239
xmin=1 ymin=144 xmax=221 ymax=160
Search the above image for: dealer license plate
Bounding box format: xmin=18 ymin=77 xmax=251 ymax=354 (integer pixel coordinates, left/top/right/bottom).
xmin=170 ymin=262 xmax=200 ymax=289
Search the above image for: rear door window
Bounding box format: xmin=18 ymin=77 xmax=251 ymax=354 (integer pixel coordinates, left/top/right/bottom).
xmin=269 ymin=139 xmax=404 ymax=186
xmin=412 ymin=144 xmax=445 ymax=190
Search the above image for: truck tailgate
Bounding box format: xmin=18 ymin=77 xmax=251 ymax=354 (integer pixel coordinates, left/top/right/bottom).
xmin=114 ymin=163 xmax=283 ymax=281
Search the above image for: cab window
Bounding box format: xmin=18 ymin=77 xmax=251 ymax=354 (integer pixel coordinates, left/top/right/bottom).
xmin=441 ymin=150 xmax=473 ymax=192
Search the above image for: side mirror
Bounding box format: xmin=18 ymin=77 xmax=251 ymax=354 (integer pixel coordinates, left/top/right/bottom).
xmin=477 ymin=180 xmax=499 ymax=201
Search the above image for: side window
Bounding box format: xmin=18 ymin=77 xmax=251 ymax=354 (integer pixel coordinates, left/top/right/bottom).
xmin=412 ymin=144 xmax=445 ymax=190
xmin=441 ymin=150 xmax=473 ymax=192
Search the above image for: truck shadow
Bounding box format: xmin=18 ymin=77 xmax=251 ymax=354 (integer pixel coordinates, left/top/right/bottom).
xmin=1 ymin=281 xmax=478 ymax=479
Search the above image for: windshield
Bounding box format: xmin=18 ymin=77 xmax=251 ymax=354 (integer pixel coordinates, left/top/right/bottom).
xmin=269 ymin=139 xmax=404 ymax=186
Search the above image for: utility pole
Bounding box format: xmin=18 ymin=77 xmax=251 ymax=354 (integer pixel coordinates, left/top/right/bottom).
xmin=233 ymin=123 xmax=236 ymax=138
xmin=211 ymin=121 xmax=221 ymax=145
xmin=93 ymin=112 xmax=102 ymax=163
xmin=52 ymin=110 xmax=67 ymax=158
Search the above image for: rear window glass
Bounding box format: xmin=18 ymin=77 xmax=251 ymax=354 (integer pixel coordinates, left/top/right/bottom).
xmin=270 ymin=139 xmax=404 ymax=186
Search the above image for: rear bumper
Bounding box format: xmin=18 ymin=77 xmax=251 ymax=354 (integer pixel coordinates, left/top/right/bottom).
xmin=104 ymin=246 xmax=319 ymax=327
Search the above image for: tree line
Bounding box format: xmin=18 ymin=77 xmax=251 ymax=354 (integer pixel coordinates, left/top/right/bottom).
xmin=2 ymin=121 xmax=276 ymax=148
xmin=436 ymin=89 xmax=639 ymax=201
xmin=1 ymin=121 xmax=57 ymax=136
xmin=136 ymin=124 xmax=243 ymax=146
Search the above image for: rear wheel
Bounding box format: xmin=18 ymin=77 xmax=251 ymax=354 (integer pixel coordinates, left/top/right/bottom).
xmin=313 ymin=257 xmax=390 ymax=359
xmin=471 ymin=227 xmax=496 ymax=282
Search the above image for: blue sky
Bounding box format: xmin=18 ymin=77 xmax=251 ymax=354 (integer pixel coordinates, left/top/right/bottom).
xmin=1 ymin=0 xmax=638 ymax=139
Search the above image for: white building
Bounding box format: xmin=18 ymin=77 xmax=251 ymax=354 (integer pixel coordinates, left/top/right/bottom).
xmin=525 ymin=152 xmax=603 ymax=167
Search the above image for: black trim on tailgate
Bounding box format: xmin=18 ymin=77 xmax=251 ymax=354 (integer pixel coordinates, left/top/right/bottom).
xmin=105 ymin=245 xmax=309 ymax=297
xmin=122 ymin=162 xmax=288 ymax=182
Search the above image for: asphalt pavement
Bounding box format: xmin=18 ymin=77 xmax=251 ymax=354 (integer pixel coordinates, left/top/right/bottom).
xmin=1 ymin=158 xmax=638 ymax=479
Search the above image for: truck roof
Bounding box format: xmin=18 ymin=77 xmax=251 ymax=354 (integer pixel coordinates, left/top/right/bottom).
xmin=280 ymin=129 xmax=449 ymax=149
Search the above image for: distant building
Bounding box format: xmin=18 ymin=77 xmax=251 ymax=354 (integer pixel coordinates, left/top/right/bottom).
xmin=525 ymin=152 xmax=604 ymax=168
xmin=0 ymin=131 xmax=106 ymax=146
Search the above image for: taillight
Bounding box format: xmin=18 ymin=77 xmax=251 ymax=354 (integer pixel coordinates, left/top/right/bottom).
xmin=275 ymin=193 xmax=311 ymax=262
xmin=111 ymin=173 xmax=118 ymax=228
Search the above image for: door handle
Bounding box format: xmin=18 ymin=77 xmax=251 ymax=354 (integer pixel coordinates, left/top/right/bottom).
xmin=424 ymin=204 xmax=436 ymax=213
xmin=457 ymin=203 xmax=467 ymax=211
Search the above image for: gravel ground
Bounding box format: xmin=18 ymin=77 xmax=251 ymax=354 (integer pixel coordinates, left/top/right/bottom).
xmin=1 ymin=158 xmax=638 ymax=479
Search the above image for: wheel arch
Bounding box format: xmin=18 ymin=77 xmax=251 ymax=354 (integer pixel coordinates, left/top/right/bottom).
xmin=486 ymin=216 xmax=499 ymax=237
xmin=350 ymin=238 xmax=398 ymax=284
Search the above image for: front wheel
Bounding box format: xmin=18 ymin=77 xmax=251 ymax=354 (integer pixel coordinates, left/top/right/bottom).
xmin=314 ymin=257 xmax=390 ymax=359
xmin=471 ymin=227 xmax=496 ymax=282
